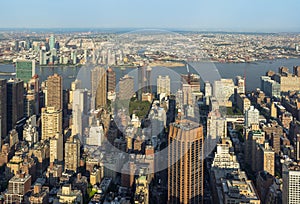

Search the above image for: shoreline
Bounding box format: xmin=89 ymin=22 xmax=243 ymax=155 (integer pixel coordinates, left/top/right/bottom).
xmin=0 ymin=57 xmax=300 ymax=69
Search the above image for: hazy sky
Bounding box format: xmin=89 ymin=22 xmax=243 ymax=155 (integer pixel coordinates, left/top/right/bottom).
xmin=1 ymin=0 xmax=300 ymax=32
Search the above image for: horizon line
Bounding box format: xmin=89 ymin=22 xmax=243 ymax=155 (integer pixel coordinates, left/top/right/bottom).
xmin=0 ymin=27 xmax=299 ymax=34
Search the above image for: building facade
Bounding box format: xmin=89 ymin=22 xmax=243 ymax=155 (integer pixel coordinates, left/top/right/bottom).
xmin=0 ymin=79 xmax=7 ymax=139
xmin=7 ymin=78 xmax=24 ymax=132
xmin=5 ymin=172 xmax=31 ymax=204
xmin=45 ymin=73 xmax=63 ymax=110
xmin=282 ymin=162 xmax=300 ymax=204
xmin=245 ymin=106 xmax=259 ymax=128
xmin=15 ymin=60 xmax=36 ymax=83
xmin=65 ymin=136 xmax=80 ymax=172
xmin=157 ymin=75 xmax=171 ymax=96
xmin=168 ymin=120 xmax=204 ymax=204
xmin=41 ymin=107 xmax=62 ymax=140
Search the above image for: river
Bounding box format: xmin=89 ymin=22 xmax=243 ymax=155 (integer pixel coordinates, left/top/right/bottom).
xmin=0 ymin=58 xmax=300 ymax=92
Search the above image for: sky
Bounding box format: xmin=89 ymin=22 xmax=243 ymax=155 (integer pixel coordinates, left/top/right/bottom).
xmin=1 ymin=0 xmax=300 ymax=32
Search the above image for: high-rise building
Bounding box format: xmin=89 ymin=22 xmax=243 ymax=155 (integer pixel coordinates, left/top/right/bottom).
xmin=0 ymin=79 xmax=7 ymax=139
xmin=234 ymin=76 xmax=245 ymax=94
xmin=72 ymin=89 xmax=88 ymax=141
xmin=45 ymin=74 xmax=62 ymax=110
xmin=86 ymin=121 xmax=104 ymax=146
xmin=23 ymin=115 xmax=38 ymax=147
xmin=41 ymin=107 xmax=62 ymax=140
xmin=211 ymin=137 xmax=240 ymax=169
xmin=25 ymin=75 xmax=40 ymax=117
xmin=55 ymin=41 xmax=60 ymax=50
xmin=91 ymin=67 xmax=107 ymax=109
xmin=236 ymin=94 xmax=251 ymax=113
xmin=245 ymin=106 xmax=259 ymax=127
xmin=260 ymin=76 xmax=281 ymax=98
xmin=168 ymin=120 xmax=204 ymax=204
xmin=9 ymin=129 xmax=19 ymax=149
xmin=157 ymin=75 xmax=171 ymax=96
xmin=181 ymin=74 xmax=201 ymax=106
xmin=282 ymin=162 xmax=300 ymax=204
xmin=206 ymin=110 xmax=227 ymax=154
xmin=107 ymin=67 xmax=116 ymax=93
xmin=294 ymin=134 xmax=300 ymax=162
xmin=39 ymin=50 xmax=47 ymax=65
xmin=261 ymin=142 xmax=275 ymax=176
xmin=119 ymin=75 xmax=134 ymax=100
xmin=7 ymin=78 xmax=24 ymax=133
xmin=145 ymin=66 xmax=152 ymax=93
xmin=49 ymin=35 xmax=55 ymax=50
xmin=50 ymin=133 xmax=63 ymax=164
xmin=69 ymin=79 xmax=81 ymax=106
xmin=134 ymin=175 xmax=149 ymax=204
xmin=14 ymin=40 xmax=19 ymax=52
xmin=213 ymin=78 xmax=236 ymax=107
xmin=268 ymin=68 xmax=300 ymax=92
xmin=204 ymin=81 xmax=212 ymax=105
xmin=65 ymin=136 xmax=80 ymax=172
xmin=15 ymin=60 xmax=36 ymax=83
xmin=72 ymin=50 xmax=77 ymax=65
xmin=245 ymin=129 xmax=265 ymax=172
xmin=137 ymin=66 xmax=145 ymax=101
xmin=5 ymin=172 xmax=31 ymax=204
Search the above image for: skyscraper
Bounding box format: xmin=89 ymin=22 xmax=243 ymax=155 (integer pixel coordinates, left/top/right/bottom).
xmin=245 ymin=106 xmax=259 ymax=127
xmin=181 ymin=74 xmax=201 ymax=106
xmin=15 ymin=60 xmax=36 ymax=83
xmin=168 ymin=120 xmax=204 ymax=204
xmin=72 ymin=89 xmax=88 ymax=141
xmin=45 ymin=74 xmax=63 ymax=110
xmin=145 ymin=66 xmax=152 ymax=93
xmin=91 ymin=67 xmax=107 ymax=109
xmin=137 ymin=66 xmax=145 ymax=101
xmin=50 ymin=133 xmax=63 ymax=164
xmin=282 ymin=162 xmax=300 ymax=204
xmin=65 ymin=136 xmax=80 ymax=172
xmin=261 ymin=142 xmax=275 ymax=176
xmin=119 ymin=75 xmax=134 ymax=100
xmin=204 ymin=81 xmax=212 ymax=105
xmin=25 ymin=75 xmax=40 ymax=117
xmin=69 ymin=79 xmax=81 ymax=105
xmin=39 ymin=50 xmax=47 ymax=65
xmin=213 ymin=78 xmax=236 ymax=107
xmin=206 ymin=110 xmax=227 ymax=154
xmin=234 ymin=76 xmax=245 ymax=94
xmin=0 ymin=79 xmax=7 ymax=139
xmin=41 ymin=107 xmax=62 ymax=140
xmin=107 ymin=67 xmax=116 ymax=93
xmin=7 ymin=78 xmax=24 ymax=133
xmin=49 ymin=35 xmax=55 ymax=50
xmin=157 ymin=75 xmax=171 ymax=96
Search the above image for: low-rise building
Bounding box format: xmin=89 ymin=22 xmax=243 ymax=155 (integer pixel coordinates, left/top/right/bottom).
xmin=57 ymin=184 xmax=83 ymax=204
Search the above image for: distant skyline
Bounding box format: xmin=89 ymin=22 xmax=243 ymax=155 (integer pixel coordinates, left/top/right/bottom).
xmin=1 ymin=0 xmax=300 ymax=32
